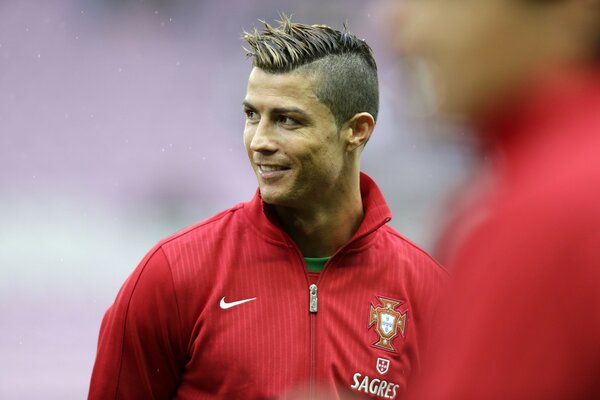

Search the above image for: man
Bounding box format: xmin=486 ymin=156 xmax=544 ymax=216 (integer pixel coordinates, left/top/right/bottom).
xmin=88 ymin=17 xmax=447 ymax=399
xmin=387 ymin=0 xmax=600 ymax=399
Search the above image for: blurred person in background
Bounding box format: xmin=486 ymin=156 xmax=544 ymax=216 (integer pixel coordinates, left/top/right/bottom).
xmin=386 ymin=0 xmax=600 ymax=399
xmin=88 ymin=17 xmax=447 ymax=399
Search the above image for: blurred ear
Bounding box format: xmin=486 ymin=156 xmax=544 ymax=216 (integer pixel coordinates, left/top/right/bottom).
xmin=544 ymin=0 xmax=600 ymax=59
xmin=342 ymin=112 xmax=375 ymax=152
xmin=572 ymin=0 xmax=600 ymax=53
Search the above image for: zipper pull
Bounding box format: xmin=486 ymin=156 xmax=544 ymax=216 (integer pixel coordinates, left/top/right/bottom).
xmin=309 ymin=284 xmax=318 ymax=313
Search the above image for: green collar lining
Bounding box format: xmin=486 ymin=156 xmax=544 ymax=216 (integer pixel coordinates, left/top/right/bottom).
xmin=304 ymin=257 xmax=331 ymax=273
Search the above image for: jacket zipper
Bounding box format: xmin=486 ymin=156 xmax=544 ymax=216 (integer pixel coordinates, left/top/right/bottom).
xmin=309 ymin=283 xmax=318 ymax=398
xmin=291 ymin=228 xmax=377 ymax=398
xmin=309 ymin=284 xmax=318 ymax=313
xmin=286 ymin=242 xmax=320 ymax=399
xmin=284 ymin=215 xmax=390 ymax=398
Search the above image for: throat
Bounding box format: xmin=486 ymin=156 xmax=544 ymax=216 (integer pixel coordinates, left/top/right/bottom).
xmin=275 ymin=201 xmax=364 ymax=258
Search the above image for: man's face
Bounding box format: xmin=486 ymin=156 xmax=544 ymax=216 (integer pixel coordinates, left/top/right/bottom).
xmin=392 ymin=0 xmax=578 ymax=117
xmin=243 ymin=67 xmax=346 ymax=208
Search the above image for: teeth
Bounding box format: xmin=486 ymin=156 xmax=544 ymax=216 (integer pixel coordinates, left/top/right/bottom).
xmin=260 ymin=165 xmax=286 ymax=172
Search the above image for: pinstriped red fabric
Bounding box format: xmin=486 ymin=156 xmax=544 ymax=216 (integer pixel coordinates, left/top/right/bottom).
xmin=88 ymin=173 xmax=448 ymax=399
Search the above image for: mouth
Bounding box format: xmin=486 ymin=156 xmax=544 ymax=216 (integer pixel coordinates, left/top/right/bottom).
xmin=257 ymin=164 xmax=291 ymax=179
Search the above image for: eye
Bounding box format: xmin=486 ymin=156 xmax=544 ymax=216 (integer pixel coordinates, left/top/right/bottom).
xmin=277 ymin=115 xmax=300 ymax=127
xmin=244 ymin=109 xmax=259 ymax=123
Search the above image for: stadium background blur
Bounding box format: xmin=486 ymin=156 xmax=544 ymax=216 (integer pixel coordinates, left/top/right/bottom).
xmin=0 ymin=1 xmax=472 ymax=398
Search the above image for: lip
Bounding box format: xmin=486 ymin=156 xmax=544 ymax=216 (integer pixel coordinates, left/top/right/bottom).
xmin=256 ymin=164 xmax=291 ymax=180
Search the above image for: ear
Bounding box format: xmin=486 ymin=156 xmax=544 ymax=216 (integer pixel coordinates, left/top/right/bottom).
xmin=545 ymin=0 xmax=600 ymax=59
xmin=342 ymin=112 xmax=375 ymax=152
xmin=571 ymin=0 xmax=600 ymax=52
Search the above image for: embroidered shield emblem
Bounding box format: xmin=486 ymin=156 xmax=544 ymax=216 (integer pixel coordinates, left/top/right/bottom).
xmin=376 ymin=357 xmax=390 ymax=375
xmin=368 ymin=296 xmax=407 ymax=352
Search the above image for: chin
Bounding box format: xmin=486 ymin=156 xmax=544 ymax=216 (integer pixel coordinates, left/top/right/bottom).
xmin=258 ymin=187 xmax=284 ymax=206
xmin=259 ymin=186 xmax=295 ymax=207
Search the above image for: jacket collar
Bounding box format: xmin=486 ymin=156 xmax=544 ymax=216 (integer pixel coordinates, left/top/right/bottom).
xmin=242 ymin=172 xmax=392 ymax=250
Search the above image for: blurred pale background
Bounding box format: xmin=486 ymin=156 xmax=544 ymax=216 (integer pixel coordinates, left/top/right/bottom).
xmin=0 ymin=0 xmax=473 ymax=398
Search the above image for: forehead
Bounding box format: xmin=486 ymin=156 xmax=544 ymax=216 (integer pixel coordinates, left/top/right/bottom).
xmin=244 ymin=67 xmax=322 ymax=110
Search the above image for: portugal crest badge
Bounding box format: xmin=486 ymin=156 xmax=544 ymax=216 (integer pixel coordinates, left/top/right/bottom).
xmin=368 ymin=296 xmax=407 ymax=352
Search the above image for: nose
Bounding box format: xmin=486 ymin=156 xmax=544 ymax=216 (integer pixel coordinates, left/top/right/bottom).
xmin=249 ymin=119 xmax=278 ymax=154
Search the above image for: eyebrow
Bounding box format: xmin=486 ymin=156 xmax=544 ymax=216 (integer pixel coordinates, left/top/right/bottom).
xmin=242 ymin=100 xmax=256 ymax=110
xmin=242 ymin=100 xmax=309 ymax=118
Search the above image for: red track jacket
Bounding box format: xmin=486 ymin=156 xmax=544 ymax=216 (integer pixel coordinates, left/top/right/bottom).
xmin=411 ymin=69 xmax=600 ymax=399
xmin=89 ymin=173 xmax=447 ymax=400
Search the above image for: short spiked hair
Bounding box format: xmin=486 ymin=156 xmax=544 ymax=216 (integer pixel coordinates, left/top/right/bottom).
xmin=243 ymin=16 xmax=379 ymax=128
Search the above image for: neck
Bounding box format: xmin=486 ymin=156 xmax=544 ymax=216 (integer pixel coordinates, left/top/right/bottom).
xmin=275 ymin=176 xmax=364 ymax=258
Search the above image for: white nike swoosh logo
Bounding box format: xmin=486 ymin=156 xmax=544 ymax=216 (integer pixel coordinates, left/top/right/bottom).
xmin=219 ymin=296 xmax=257 ymax=310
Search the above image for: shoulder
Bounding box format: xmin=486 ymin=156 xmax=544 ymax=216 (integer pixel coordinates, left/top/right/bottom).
xmin=502 ymin=152 xmax=600 ymax=243
xmin=114 ymin=245 xmax=174 ymax=306
xmin=141 ymin=201 xmax=257 ymax=292
xmin=373 ymin=226 xmax=449 ymax=338
xmin=157 ymin=202 xmax=247 ymax=249
xmin=517 ymin=126 xmax=600 ymax=224
xmin=378 ymin=225 xmax=449 ymax=279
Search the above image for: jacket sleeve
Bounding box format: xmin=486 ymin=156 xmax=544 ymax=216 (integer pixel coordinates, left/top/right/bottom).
xmin=88 ymin=245 xmax=186 ymax=400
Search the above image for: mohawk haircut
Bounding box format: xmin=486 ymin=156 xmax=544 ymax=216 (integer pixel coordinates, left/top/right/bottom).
xmin=243 ymin=16 xmax=379 ymax=128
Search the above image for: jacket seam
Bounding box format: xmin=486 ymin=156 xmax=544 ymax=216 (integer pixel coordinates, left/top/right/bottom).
xmin=112 ymin=244 xmax=166 ymax=398
xmin=158 ymin=246 xmax=186 ymax=379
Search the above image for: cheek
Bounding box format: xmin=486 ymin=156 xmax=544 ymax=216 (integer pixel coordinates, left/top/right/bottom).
xmin=302 ymin=138 xmax=344 ymax=177
xmin=243 ymin=126 xmax=254 ymax=155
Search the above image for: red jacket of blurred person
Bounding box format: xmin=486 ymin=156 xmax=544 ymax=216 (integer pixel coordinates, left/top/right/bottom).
xmin=412 ymin=68 xmax=600 ymax=400
xmin=88 ymin=173 xmax=447 ymax=400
